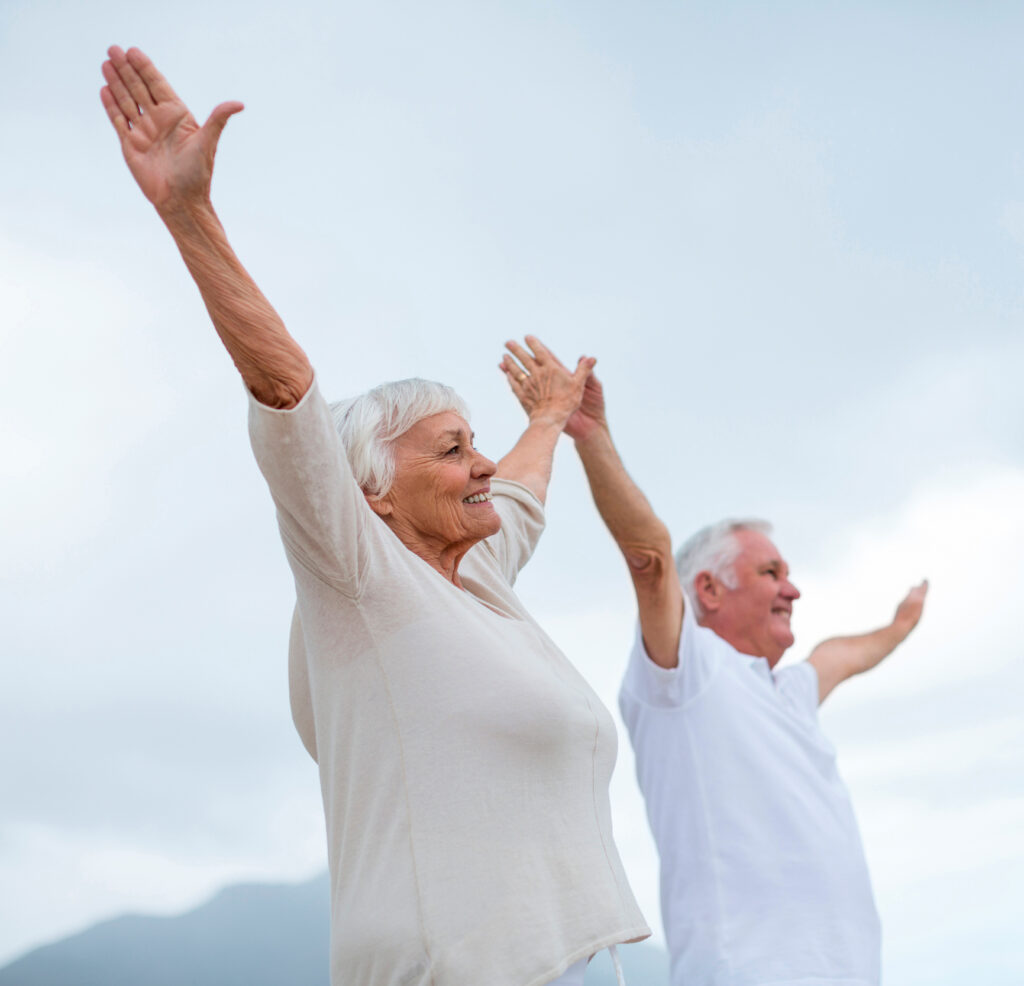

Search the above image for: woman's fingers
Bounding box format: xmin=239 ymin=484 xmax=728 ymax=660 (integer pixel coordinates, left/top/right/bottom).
xmin=522 ymin=334 xmax=552 ymax=364
xmin=500 ymin=353 xmax=528 ymax=382
xmin=504 ymin=339 xmax=538 ymax=373
xmin=107 ymin=45 xmax=155 ymax=114
xmin=201 ymin=101 xmax=245 ymax=149
xmin=572 ymin=355 xmax=597 ymax=382
xmin=102 ymin=46 xmax=183 ymax=136
xmin=125 ymin=47 xmax=179 ymax=104
xmin=506 ymin=339 xmax=593 ymax=385
xmin=499 ymin=358 xmax=532 ymax=403
xmin=99 ymin=86 xmax=130 ymax=137
xmin=101 ymin=59 xmax=141 ymax=124
xmin=501 ymin=356 xmax=533 ymax=396
xmin=98 ymin=86 xmax=125 ymax=131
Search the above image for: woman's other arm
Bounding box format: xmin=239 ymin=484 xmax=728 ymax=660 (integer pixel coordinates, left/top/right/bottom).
xmin=495 ymin=335 xmax=594 ymax=504
xmin=100 ymin=46 xmax=312 ymax=408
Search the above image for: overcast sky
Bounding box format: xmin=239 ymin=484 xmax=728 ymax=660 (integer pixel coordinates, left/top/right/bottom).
xmin=2 ymin=1 xmax=1022 ymax=982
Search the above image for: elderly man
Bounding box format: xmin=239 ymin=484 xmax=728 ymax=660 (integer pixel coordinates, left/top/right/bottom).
xmin=561 ymin=372 xmax=926 ymax=986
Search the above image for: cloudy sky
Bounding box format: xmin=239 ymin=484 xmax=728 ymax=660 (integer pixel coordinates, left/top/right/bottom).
xmin=2 ymin=0 xmax=1022 ymax=981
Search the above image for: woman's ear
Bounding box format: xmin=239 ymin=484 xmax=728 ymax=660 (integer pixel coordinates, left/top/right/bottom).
xmin=365 ymin=492 xmax=393 ymax=518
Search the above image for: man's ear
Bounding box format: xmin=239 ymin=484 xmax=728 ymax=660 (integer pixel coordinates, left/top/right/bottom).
xmin=694 ymin=570 xmax=721 ymax=613
xmin=365 ymin=492 xmax=393 ymax=518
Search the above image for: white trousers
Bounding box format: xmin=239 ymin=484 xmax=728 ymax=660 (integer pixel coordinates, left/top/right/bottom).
xmin=545 ymin=946 xmax=625 ymax=986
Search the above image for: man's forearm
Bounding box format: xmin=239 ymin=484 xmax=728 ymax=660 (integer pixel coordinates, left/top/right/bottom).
xmin=813 ymin=622 xmax=908 ymax=675
xmin=573 ymin=417 xmax=682 ymax=667
xmin=161 ymin=199 xmax=312 ymax=408
xmin=808 ymin=621 xmax=912 ymax=702
xmin=809 ymin=580 xmax=927 ymax=702
xmin=574 ymin=426 xmax=672 ymax=565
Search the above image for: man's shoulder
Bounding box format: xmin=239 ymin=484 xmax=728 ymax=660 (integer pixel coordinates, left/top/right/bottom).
xmin=680 ymin=604 xmax=756 ymax=680
xmin=773 ymin=660 xmax=821 ymax=719
xmin=620 ymin=605 xmax=737 ymax=712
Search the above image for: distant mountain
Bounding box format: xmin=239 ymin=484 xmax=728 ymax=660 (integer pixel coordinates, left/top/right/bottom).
xmin=0 ymin=872 xmax=667 ymax=985
xmin=0 ymin=875 xmax=331 ymax=986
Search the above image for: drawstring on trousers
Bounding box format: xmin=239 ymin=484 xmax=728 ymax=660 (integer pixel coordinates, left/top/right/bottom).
xmin=609 ymin=945 xmax=626 ymax=986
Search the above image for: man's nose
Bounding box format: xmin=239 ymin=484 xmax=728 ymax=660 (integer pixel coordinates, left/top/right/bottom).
xmin=783 ymin=580 xmax=800 ymax=600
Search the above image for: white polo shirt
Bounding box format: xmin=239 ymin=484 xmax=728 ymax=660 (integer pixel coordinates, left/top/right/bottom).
xmin=619 ymin=602 xmax=880 ymax=986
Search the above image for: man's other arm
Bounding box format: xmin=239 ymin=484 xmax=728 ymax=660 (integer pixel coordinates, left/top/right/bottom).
xmin=808 ymin=580 xmax=928 ymax=703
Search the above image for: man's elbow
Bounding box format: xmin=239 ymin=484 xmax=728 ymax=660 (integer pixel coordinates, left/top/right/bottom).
xmin=623 ymin=544 xmax=674 ymax=586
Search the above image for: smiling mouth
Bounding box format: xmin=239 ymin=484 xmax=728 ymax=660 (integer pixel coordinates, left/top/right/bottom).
xmin=463 ymin=492 xmax=493 ymax=504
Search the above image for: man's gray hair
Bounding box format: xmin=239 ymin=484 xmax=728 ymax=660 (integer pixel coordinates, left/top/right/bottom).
xmin=329 ymin=378 xmax=471 ymax=498
xmin=675 ymin=518 xmax=773 ymax=618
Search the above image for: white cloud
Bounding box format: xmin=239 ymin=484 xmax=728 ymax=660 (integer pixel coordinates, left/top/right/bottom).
xmin=788 ymin=465 xmax=1024 ymax=695
xmin=842 ymin=716 xmax=1022 ymax=794
xmin=0 ymin=237 xmax=204 ymax=569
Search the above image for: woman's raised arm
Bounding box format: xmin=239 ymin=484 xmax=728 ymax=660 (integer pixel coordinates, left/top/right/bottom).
xmin=100 ymin=45 xmax=312 ymax=408
xmin=496 ymin=336 xmax=594 ymax=503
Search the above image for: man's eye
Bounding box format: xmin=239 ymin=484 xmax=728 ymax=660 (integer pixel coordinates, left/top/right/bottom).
xmin=446 ymin=445 xmax=460 ymax=455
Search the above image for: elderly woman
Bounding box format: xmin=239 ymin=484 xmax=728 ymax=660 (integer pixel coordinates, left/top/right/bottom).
xmin=100 ymin=46 xmax=648 ymax=986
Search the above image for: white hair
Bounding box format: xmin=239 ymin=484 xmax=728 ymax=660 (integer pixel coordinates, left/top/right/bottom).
xmin=674 ymin=518 xmax=773 ymax=619
xmin=329 ymin=378 xmax=471 ymax=498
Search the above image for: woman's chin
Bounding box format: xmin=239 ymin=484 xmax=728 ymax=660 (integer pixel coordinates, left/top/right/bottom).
xmin=465 ymin=502 xmax=502 ymax=538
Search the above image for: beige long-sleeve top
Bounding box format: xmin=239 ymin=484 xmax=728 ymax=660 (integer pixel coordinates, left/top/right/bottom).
xmin=248 ymin=381 xmax=648 ymax=986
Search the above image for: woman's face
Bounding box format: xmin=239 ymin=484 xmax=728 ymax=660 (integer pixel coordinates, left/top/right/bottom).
xmin=370 ymin=412 xmax=501 ymax=558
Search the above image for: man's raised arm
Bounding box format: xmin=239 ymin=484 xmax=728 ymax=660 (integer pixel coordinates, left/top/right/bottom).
xmin=808 ymin=580 xmax=929 ymax=703
xmin=567 ymin=375 xmax=683 ymax=669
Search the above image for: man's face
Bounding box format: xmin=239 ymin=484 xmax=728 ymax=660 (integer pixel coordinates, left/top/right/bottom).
xmin=713 ymin=529 xmax=800 ymax=666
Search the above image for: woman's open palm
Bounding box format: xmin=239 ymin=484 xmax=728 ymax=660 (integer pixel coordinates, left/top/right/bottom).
xmin=100 ymin=46 xmax=242 ymax=210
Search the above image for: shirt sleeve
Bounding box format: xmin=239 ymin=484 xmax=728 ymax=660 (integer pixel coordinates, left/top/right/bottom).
xmin=248 ymin=378 xmax=369 ymax=595
xmin=619 ymin=597 xmax=722 ymax=710
xmin=474 ymin=478 xmax=546 ymax=585
xmin=775 ymin=661 xmax=821 ymax=720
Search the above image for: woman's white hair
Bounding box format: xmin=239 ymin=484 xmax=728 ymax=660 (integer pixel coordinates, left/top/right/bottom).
xmin=674 ymin=518 xmax=773 ymax=619
xmin=329 ymin=378 xmax=471 ymax=498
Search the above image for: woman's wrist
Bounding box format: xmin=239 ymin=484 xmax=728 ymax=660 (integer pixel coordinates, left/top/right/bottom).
xmin=526 ymin=406 xmax=572 ymax=430
xmin=157 ymin=192 xmax=218 ymax=232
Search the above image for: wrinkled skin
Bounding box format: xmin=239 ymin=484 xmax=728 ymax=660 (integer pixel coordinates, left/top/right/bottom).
xmin=368 ymin=412 xmax=500 ymax=585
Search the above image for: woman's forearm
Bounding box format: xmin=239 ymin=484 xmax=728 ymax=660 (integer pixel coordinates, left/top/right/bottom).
xmin=160 ymin=198 xmax=313 ymax=408
xmin=100 ymin=46 xmax=311 ymax=406
xmin=495 ymin=416 xmax=563 ymax=504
